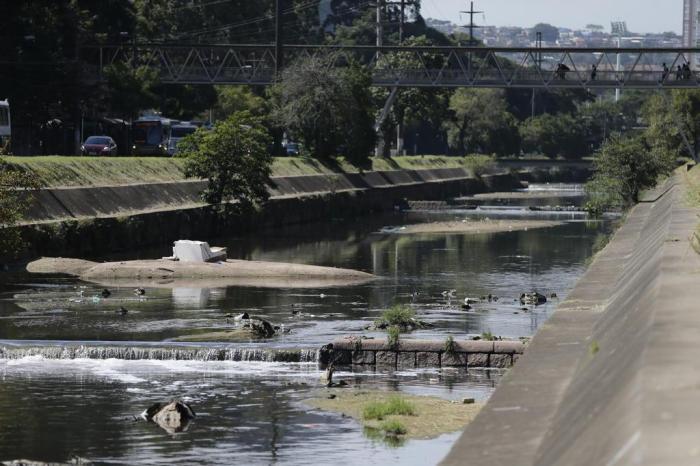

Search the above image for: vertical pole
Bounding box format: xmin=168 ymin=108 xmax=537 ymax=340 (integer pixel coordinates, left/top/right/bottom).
xmin=399 ymin=0 xmax=405 ymax=43
xmin=275 ymin=0 xmax=283 ymax=77
xmin=615 ymin=36 xmax=621 ymax=102
xmin=376 ymin=0 xmax=383 ymax=48
xmin=469 ymin=1 xmax=474 ymax=44
xmin=375 ymin=0 xmax=384 ymax=157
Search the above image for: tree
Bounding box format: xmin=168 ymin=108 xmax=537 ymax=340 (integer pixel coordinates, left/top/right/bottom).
xmin=271 ymin=54 xmax=375 ymax=163
xmin=585 ymin=134 xmax=675 ymax=213
xmin=0 ymin=160 xmax=41 ymax=257
xmin=178 ymin=112 xmax=272 ymax=207
xmin=213 ymin=86 xmax=268 ymax=121
xmin=644 ymin=90 xmax=700 ymax=161
xmin=444 ymin=89 xmax=520 ymax=156
xmin=102 ymin=63 xmax=159 ymax=120
xmin=520 ymin=113 xmax=588 ymax=159
xmin=530 ymin=23 xmax=559 ymax=42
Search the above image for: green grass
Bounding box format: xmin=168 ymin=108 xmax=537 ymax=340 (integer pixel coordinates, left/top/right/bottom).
xmin=3 ymin=155 xmax=492 ymax=188
xmin=379 ymin=419 xmax=408 ymax=435
xmin=362 ymin=397 xmax=416 ymax=421
xmin=444 ymin=335 xmax=456 ymax=354
xmin=387 ymin=326 xmax=401 ymax=349
xmin=4 ymin=156 xmax=187 ymax=187
xmin=377 ymin=305 xmax=416 ymax=328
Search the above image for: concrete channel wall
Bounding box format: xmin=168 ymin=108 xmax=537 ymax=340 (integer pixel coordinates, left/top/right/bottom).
xmin=442 ymin=176 xmax=700 ymax=466
xmin=13 ymin=168 xmax=526 ymax=259
xmin=319 ymin=339 xmax=525 ymax=369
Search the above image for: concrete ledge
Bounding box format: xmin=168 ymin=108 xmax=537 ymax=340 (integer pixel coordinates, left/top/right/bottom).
xmin=320 ymin=338 xmax=525 ymax=369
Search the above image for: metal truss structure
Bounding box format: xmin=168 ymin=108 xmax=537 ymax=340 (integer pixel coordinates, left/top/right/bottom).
xmin=80 ymin=44 xmax=700 ymax=89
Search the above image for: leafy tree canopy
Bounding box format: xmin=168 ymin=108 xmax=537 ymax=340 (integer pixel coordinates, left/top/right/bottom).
xmin=178 ymin=112 xmax=273 ymax=206
xmin=0 ymin=160 xmax=42 ymax=257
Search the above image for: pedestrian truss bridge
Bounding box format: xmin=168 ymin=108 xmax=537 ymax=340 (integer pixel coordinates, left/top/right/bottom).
xmin=81 ymin=44 xmax=700 ymax=89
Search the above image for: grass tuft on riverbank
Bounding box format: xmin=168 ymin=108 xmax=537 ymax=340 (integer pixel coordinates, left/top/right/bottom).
xmin=306 ymin=390 xmax=482 ymax=440
xmin=4 ymin=155 xmax=493 ymax=188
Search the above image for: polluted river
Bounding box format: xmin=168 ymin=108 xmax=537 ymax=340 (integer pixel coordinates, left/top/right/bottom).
xmin=0 ymin=184 xmax=612 ymax=465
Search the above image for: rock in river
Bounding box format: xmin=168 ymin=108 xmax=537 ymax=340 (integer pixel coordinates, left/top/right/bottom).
xmin=143 ymin=400 xmax=196 ymax=434
xmin=519 ymin=292 xmax=547 ymax=306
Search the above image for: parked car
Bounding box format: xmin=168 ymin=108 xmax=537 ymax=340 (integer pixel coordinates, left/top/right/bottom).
xmin=285 ymin=142 xmax=300 ymax=156
xmin=81 ymin=135 xmax=117 ymax=156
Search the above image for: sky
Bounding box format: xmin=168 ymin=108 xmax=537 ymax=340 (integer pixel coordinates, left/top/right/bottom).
xmin=420 ymin=0 xmax=683 ymax=34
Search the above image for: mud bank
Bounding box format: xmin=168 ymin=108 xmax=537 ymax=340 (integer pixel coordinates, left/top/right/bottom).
xmin=306 ymin=390 xmax=483 ymax=440
xmin=26 ymin=257 xmax=375 ymax=288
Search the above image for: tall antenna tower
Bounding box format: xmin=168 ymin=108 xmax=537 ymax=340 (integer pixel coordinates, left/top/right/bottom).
xmin=461 ymin=1 xmax=483 ymax=45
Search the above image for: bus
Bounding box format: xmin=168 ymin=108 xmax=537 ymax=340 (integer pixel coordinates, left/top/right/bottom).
xmin=131 ymin=116 xmax=177 ymax=155
xmin=0 ymin=99 xmax=10 ymax=152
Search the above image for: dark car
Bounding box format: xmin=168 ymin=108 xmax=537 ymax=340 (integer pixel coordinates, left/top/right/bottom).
xmin=285 ymin=142 xmax=300 ymax=156
xmin=81 ymin=136 xmax=117 ymax=156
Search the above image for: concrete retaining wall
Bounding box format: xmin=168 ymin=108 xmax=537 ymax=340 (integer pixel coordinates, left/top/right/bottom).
xmin=11 ymin=168 xmax=523 ymax=260
xmin=442 ymin=176 xmax=700 ymax=465
xmin=319 ymin=338 xmax=525 ymax=369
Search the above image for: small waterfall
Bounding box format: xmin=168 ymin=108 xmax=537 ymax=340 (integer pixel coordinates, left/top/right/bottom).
xmin=0 ymin=345 xmax=319 ymax=363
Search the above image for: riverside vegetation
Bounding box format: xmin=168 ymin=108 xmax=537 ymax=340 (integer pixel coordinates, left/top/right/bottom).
xmin=307 ymin=391 xmax=482 ymax=442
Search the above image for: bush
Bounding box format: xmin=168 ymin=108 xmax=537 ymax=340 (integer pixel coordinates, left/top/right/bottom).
xmin=464 ymin=155 xmax=496 ymax=177
xmin=387 ymin=326 xmax=401 ymax=349
xmin=585 ymin=134 xmax=675 ymax=214
xmin=363 ymin=397 xmax=416 ymax=420
xmin=178 ymin=111 xmax=273 ymax=206
xmin=380 ymin=420 xmax=408 ymax=435
xmin=376 ymin=305 xmax=415 ymax=328
xmin=0 ymin=158 xmax=41 ymax=257
xmin=444 ymin=335 xmax=456 ymax=354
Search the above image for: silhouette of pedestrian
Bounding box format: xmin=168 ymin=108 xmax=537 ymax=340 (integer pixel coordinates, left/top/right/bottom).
xmin=590 ymin=64 xmax=597 ymax=81
xmin=556 ymin=63 xmax=570 ymax=80
xmin=661 ymin=62 xmax=669 ymax=82
xmin=676 ymin=65 xmax=683 ymax=80
xmin=683 ymin=63 xmax=692 ymax=80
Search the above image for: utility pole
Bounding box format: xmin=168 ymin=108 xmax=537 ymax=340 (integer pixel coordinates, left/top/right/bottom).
xmin=399 ymin=0 xmax=406 ymax=43
xmin=376 ymin=0 xmax=383 ymax=47
xmin=532 ymin=31 xmax=542 ymax=118
xmin=275 ymin=0 xmax=283 ymax=76
xmin=460 ymin=1 xmax=483 ymax=45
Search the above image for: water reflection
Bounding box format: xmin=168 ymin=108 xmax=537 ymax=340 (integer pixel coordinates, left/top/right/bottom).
xmin=0 ymin=211 xmax=609 ymax=345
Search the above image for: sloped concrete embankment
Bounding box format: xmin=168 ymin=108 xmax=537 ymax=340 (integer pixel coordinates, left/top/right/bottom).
xmin=442 ymin=177 xmax=700 ymax=466
xmin=13 ymin=168 xmax=522 ymax=259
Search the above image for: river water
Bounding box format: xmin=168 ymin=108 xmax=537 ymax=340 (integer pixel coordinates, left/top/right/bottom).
xmin=0 ymin=184 xmax=611 ymax=464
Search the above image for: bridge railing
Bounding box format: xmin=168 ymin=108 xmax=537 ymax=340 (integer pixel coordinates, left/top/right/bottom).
xmin=78 ymin=44 xmax=700 ymax=89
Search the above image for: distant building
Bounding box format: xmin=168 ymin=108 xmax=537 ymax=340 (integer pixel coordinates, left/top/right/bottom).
xmin=684 ymin=0 xmax=700 ymax=67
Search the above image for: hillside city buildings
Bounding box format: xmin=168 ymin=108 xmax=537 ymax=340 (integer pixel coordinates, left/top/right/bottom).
xmin=426 ymin=18 xmax=683 ymax=49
